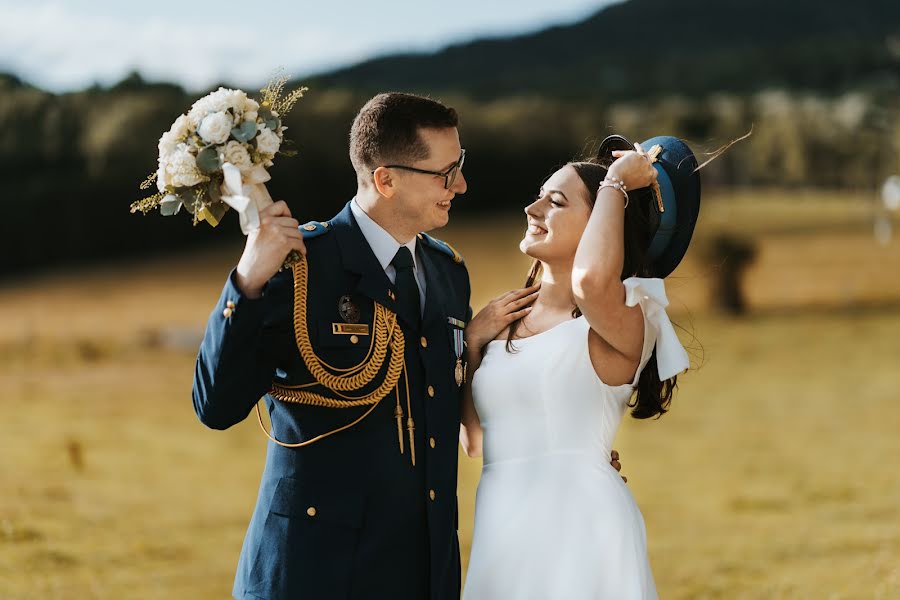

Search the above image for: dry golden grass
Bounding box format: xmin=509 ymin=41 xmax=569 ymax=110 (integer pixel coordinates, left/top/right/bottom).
xmin=1 ymin=192 xmax=899 ymax=599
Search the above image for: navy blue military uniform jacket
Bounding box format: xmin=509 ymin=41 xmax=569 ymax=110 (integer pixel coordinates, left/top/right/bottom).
xmin=193 ymin=201 xmax=472 ymax=600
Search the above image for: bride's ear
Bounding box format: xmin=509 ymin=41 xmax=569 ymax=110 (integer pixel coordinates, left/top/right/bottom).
xmin=372 ymin=166 xmax=397 ymax=198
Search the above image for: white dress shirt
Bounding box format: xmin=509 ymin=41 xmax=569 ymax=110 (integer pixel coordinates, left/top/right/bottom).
xmin=350 ymin=198 xmax=426 ymax=314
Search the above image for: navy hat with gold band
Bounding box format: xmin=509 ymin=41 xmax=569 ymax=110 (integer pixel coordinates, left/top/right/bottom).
xmin=597 ymin=134 xmax=701 ymax=278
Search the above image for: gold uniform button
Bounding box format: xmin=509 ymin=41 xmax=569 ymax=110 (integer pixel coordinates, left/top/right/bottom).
xmin=349 ymin=335 xmax=359 ymax=344
xmin=226 ymin=300 xmax=236 ymax=309
xmin=427 ymin=386 xmax=435 ymax=398
xmin=429 ymin=437 xmax=436 ymax=449
xmin=306 ymin=507 xmax=317 ymax=517
xmin=429 ymin=489 xmax=436 ymax=501
xmin=420 ymin=336 xmax=428 ymax=348
xmin=303 ymin=224 xmax=317 ymax=231
xmin=222 ymin=307 xmax=233 ymax=318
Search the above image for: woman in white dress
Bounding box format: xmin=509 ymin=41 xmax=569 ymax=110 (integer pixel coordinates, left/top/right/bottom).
xmin=460 ymin=135 xmax=699 ymax=599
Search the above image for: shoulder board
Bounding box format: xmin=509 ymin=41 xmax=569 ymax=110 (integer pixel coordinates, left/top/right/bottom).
xmin=299 ymin=221 xmax=332 ymax=239
xmin=417 ymin=233 xmax=464 ymax=264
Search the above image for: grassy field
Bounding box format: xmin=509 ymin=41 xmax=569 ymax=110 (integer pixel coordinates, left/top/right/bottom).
xmin=1 ymin=193 xmax=899 ymax=598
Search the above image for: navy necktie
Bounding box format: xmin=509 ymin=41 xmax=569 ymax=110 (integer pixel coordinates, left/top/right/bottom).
xmin=391 ymin=246 xmax=421 ymax=329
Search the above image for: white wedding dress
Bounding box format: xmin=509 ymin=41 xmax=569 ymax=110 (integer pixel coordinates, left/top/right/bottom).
xmin=463 ymin=278 xmax=690 ymax=600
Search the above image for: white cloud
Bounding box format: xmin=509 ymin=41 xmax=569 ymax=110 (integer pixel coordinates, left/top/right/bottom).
xmin=0 ymin=2 xmax=369 ymax=92
xmin=0 ymin=0 xmax=617 ymax=93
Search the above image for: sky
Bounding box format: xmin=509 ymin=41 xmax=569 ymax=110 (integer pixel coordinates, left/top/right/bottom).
xmin=0 ymin=0 xmax=619 ymax=93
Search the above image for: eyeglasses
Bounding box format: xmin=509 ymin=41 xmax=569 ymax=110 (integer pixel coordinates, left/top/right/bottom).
xmin=376 ymin=149 xmax=466 ymax=190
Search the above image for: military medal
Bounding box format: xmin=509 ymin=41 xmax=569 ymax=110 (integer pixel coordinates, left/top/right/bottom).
xmin=337 ymin=295 xmax=360 ymax=323
xmin=450 ymin=323 xmax=466 ymax=386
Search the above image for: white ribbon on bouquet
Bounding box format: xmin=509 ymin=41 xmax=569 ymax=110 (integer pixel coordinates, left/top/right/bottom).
xmin=220 ymin=162 xmax=275 ymax=234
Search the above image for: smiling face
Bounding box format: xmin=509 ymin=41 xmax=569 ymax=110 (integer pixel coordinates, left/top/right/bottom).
xmin=390 ymin=126 xmax=467 ymax=235
xmin=519 ymin=165 xmax=593 ymax=263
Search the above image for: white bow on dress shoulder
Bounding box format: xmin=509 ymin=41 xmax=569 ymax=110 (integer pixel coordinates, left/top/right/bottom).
xmin=623 ymin=277 xmax=690 ymax=381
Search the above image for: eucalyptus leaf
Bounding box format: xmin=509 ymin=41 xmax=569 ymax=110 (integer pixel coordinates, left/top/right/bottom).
xmin=258 ymin=106 xmax=273 ymax=121
xmin=177 ymin=189 xmax=196 ymax=214
xmin=264 ymin=116 xmax=280 ymax=130
xmin=207 ymin=179 xmax=222 ymax=203
xmin=231 ymin=120 xmax=258 ymax=143
xmin=159 ymin=195 xmax=182 ymax=216
xmin=204 ymin=201 xmax=228 ymax=226
xmin=196 ymin=147 xmax=222 ymax=173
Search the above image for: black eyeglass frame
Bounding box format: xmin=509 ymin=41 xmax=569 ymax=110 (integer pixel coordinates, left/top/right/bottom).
xmin=374 ymin=149 xmax=466 ymax=190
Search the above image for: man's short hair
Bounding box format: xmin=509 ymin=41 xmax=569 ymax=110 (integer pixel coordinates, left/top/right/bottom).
xmin=350 ymin=92 xmax=458 ymax=182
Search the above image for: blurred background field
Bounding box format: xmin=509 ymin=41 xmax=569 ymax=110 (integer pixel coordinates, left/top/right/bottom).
xmin=3 ymin=0 xmax=900 ymax=597
xmin=2 ymin=193 xmax=899 ymax=599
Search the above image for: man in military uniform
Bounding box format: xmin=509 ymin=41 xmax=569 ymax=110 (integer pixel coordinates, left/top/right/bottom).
xmin=193 ymin=93 xmax=471 ymax=599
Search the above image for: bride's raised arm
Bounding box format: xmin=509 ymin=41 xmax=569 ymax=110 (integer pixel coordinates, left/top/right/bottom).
xmin=572 ymin=148 xmax=657 ymax=364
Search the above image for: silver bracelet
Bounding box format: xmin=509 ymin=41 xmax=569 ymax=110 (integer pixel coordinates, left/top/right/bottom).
xmin=598 ymin=179 xmax=629 ymax=208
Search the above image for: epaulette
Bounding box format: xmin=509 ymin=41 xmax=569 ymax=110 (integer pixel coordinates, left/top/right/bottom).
xmin=299 ymin=221 xmax=332 ymax=239
xmin=417 ymin=232 xmax=464 ymax=265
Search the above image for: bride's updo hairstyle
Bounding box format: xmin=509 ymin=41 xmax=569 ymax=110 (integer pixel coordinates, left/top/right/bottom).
xmin=506 ymin=135 xmax=675 ymax=419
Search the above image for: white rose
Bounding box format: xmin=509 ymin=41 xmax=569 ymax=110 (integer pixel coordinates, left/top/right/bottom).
xmin=171 ymin=114 xmax=190 ymax=138
xmin=158 ymin=114 xmax=190 ymax=157
xmin=197 ymin=111 xmax=233 ymax=144
xmin=244 ymin=98 xmax=260 ymax=112
xmin=204 ymin=87 xmax=247 ymax=112
xmin=255 ymin=127 xmax=281 ymax=156
xmin=168 ymin=145 xmax=206 ymax=188
xmin=156 ymin=164 xmax=169 ymax=192
xmin=243 ymin=110 xmax=258 ymax=124
xmin=222 ymin=141 xmax=252 ymax=171
xmin=158 ymin=131 xmax=178 ymax=158
xmin=186 ymin=98 xmax=213 ymax=128
xmin=187 ymin=88 xmax=251 ymax=129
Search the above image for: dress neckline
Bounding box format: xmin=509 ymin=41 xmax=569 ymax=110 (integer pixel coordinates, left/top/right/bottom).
xmin=487 ymin=315 xmax=584 ymax=345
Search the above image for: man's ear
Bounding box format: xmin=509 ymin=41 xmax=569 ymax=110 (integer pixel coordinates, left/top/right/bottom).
xmin=372 ymin=166 xmax=397 ymax=198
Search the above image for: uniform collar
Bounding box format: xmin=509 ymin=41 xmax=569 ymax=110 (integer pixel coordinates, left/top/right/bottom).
xmin=350 ymin=198 xmax=419 ymax=274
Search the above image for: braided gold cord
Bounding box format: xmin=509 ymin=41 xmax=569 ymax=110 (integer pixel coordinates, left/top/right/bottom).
xmin=268 ymin=257 xmax=405 ymax=406
xmin=269 ymin=327 xmax=403 ymax=407
xmin=290 ymin=259 xmax=399 ymax=391
xmin=256 ymin=397 xmax=382 ymax=449
xmin=260 ymin=257 xmax=409 ymax=448
xmin=296 ymin=301 xmax=384 ymax=376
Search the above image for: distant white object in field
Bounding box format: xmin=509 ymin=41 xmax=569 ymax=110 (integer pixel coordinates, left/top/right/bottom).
xmin=882 ymin=175 xmax=900 ymax=211
xmin=874 ymin=215 xmax=892 ymax=246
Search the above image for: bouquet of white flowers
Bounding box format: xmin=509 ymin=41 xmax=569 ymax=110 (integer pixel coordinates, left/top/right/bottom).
xmin=131 ymin=74 xmax=307 ymax=234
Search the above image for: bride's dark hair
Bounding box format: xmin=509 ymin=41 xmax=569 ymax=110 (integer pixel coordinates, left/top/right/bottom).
xmin=505 ymin=144 xmax=676 ymax=419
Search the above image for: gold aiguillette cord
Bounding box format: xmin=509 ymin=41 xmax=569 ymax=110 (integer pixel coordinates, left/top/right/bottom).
xmin=260 ymin=257 xmax=412 ymax=455
xmin=394 ymin=386 xmax=404 ymax=455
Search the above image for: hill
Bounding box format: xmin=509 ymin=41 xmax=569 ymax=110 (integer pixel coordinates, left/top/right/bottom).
xmin=310 ymin=0 xmax=900 ymax=99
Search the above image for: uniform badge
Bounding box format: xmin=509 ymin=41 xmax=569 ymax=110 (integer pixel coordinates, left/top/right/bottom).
xmin=332 ymin=323 xmax=370 ymax=335
xmin=338 ymin=295 xmax=360 ymax=324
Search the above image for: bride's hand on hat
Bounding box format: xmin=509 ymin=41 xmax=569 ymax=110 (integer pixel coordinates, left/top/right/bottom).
xmin=608 ymin=142 xmax=658 ymax=191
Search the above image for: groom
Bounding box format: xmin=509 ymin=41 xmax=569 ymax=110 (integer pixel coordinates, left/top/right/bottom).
xmin=193 ymin=92 xmax=471 ymax=600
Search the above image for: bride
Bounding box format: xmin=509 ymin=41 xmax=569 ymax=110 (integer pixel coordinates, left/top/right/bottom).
xmin=460 ymin=136 xmax=699 ymax=599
